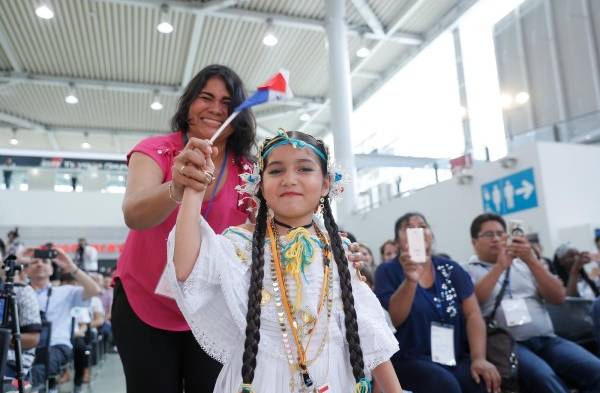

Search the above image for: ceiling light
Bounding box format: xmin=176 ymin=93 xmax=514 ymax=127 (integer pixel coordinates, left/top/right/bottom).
xmin=65 ymin=94 xmax=78 ymax=104
xmin=157 ymin=22 xmax=173 ymax=34
xmin=356 ymin=46 xmax=370 ymax=58
xmin=9 ymin=129 xmax=18 ymax=145
xmin=35 ymin=4 xmax=54 ymax=19
xmin=300 ymin=113 xmax=311 ymax=122
xmin=81 ymin=132 xmax=91 ymax=149
xmin=151 ymin=91 xmax=163 ymax=110
xmin=356 ymin=32 xmax=370 ymax=58
xmin=263 ymin=18 xmax=278 ymax=47
xmin=65 ymin=83 xmax=79 ymax=104
xmin=157 ymin=4 xmax=174 ymax=34
xmin=515 ymin=91 xmax=530 ymax=105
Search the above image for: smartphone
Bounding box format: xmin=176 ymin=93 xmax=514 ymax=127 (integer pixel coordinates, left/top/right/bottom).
xmin=33 ymin=249 xmax=58 ymax=259
xmin=407 ymin=228 xmax=427 ymax=263
xmin=508 ymin=219 xmax=525 ymax=237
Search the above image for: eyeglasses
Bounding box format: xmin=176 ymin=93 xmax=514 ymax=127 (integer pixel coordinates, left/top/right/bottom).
xmin=478 ymin=231 xmax=506 ymax=239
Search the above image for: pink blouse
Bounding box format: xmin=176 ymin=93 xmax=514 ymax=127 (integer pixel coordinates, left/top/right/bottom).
xmin=115 ymin=132 xmax=251 ymax=331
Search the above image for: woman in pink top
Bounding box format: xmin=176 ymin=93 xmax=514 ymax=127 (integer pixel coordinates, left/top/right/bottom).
xmin=112 ymin=64 xmax=256 ymax=393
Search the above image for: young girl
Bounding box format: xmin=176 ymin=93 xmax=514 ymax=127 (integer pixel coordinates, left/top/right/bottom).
xmin=159 ymin=131 xmax=402 ymax=393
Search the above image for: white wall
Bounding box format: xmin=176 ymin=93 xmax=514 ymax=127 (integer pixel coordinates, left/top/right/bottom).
xmin=343 ymin=142 xmax=600 ymax=263
xmin=537 ymin=142 xmax=600 ymax=250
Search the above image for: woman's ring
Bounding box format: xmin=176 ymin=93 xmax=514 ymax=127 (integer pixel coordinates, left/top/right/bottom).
xmin=179 ymin=165 xmax=186 ymax=175
xmin=204 ymin=171 xmax=215 ymax=185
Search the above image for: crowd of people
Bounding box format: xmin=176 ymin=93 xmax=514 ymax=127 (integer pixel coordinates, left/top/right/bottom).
xmin=0 ymin=231 xmax=114 ymax=393
xmin=2 ymin=63 xmax=600 ymax=393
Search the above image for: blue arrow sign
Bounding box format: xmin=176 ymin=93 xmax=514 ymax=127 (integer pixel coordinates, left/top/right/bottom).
xmin=481 ymin=168 xmax=538 ymax=215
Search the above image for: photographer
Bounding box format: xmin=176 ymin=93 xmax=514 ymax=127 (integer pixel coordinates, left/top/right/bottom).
xmin=20 ymin=246 xmax=101 ymax=393
xmin=465 ymin=213 xmax=600 ymax=393
xmin=0 ymin=258 xmax=41 ymax=386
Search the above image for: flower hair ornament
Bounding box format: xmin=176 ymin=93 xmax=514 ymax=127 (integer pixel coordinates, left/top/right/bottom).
xmin=235 ymin=130 xmax=349 ymax=207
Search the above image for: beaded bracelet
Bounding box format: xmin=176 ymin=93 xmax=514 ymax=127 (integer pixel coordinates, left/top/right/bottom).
xmin=168 ymin=181 xmax=182 ymax=204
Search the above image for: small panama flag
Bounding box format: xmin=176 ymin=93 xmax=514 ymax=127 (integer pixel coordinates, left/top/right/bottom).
xmin=209 ymin=69 xmax=292 ymax=143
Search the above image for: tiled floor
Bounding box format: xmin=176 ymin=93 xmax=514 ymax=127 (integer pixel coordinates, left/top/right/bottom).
xmin=58 ymin=353 xmax=126 ymax=393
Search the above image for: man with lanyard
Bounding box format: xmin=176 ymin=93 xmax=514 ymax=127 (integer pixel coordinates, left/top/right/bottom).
xmin=466 ymin=213 xmax=600 ymax=393
xmin=21 ymin=246 xmax=101 ymax=393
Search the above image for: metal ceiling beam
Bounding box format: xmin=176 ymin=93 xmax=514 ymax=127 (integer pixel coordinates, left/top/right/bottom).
xmin=180 ymin=14 xmax=205 ymax=88
xmin=105 ymin=0 xmax=422 ymax=45
xmin=0 ymin=72 xmax=324 ymax=106
xmin=353 ymin=0 xmax=479 ymax=109
xmin=0 ymin=111 xmax=161 ymax=137
xmin=0 ymin=72 xmax=179 ymax=95
xmin=216 ymin=8 xmax=422 ymax=45
xmin=354 ymin=71 xmax=381 ymax=80
xmin=350 ymin=0 xmax=385 ymax=36
xmin=256 ymin=103 xmax=322 ymax=122
xmin=0 ymin=22 xmax=22 ymax=72
xmin=351 ymin=0 xmax=427 ymax=76
xmin=354 ymin=153 xmax=450 ymax=169
xmin=0 ymin=112 xmax=44 ymax=130
xmin=47 ymin=132 xmax=60 ymax=150
xmin=301 ymin=0 xmax=427 ymax=132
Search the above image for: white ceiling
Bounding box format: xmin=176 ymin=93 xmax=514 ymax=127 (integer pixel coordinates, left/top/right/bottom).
xmin=0 ymin=0 xmax=477 ymax=155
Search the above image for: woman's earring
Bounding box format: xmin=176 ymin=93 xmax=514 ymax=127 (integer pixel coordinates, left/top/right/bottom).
xmin=319 ymin=196 xmax=325 ymax=212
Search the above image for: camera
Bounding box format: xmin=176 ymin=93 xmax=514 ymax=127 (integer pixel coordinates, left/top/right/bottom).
xmin=33 ymin=248 xmax=58 ymax=259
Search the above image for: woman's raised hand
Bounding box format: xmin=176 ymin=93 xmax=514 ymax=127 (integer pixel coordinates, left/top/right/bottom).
xmin=171 ymin=138 xmax=218 ymax=196
xmin=398 ymin=245 xmax=425 ymax=283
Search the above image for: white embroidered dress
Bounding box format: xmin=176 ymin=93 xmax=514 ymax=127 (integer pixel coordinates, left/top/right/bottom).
xmin=159 ymin=219 xmax=398 ymax=393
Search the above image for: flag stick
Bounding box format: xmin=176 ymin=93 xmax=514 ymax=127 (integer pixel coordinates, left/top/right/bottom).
xmin=209 ymin=112 xmax=239 ymax=144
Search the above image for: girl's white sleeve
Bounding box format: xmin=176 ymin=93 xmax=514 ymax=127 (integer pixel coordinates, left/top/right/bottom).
xmin=160 ymin=219 xmax=252 ymax=364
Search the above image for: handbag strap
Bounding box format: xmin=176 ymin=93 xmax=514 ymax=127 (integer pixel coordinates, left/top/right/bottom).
xmin=470 ymin=262 xmax=511 ymax=323
xmin=489 ymin=265 xmax=511 ymax=322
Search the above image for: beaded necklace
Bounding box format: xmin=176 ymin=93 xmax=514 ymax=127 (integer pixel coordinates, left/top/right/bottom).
xmin=267 ymin=219 xmax=334 ymax=392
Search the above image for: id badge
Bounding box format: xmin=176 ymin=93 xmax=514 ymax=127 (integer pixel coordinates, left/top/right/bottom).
xmin=431 ymin=322 xmax=456 ymax=366
xmin=501 ymin=298 xmax=532 ymax=326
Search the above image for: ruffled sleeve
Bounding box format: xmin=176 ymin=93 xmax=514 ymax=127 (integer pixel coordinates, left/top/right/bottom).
xmin=351 ymin=264 xmax=400 ymax=371
xmin=160 ymin=220 xmax=252 ymax=364
xmin=339 ymin=237 xmax=399 ymax=371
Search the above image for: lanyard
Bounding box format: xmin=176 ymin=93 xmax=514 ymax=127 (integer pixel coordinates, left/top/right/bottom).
xmin=420 ymin=264 xmax=448 ymax=323
xmin=202 ymin=150 xmax=228 ymax=220
xmin=44 ymin=286 xmax=52 ymax=315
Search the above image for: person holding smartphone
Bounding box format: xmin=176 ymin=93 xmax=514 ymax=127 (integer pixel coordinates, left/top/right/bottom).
xmin=551 ymin=243 xmax=599 ymax=299
xmin=20 ymin=246 xmax=101 ymax=393
xmin=466 ymin=213 xmax=600 ymax=393
xmin=375 ymin=212 xmax=500 ymax=393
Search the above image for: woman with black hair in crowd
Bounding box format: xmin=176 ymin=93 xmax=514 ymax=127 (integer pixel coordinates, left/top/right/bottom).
xmin=163 ymin=131 xmax=402 ymax=392
xmin=375 ymin=212 xmax=500 ymax=393
xmin=111 ymin=64 xmax=258 ymax=393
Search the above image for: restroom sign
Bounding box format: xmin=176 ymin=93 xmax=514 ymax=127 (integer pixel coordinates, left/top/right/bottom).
xmin=481 ymin=168 xmax=538 ymax=215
